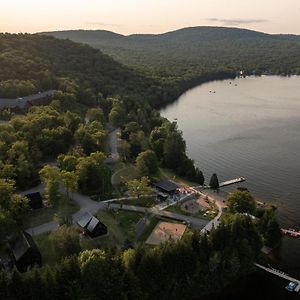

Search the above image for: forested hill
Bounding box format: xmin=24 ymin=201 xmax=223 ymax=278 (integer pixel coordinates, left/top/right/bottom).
xmin=43 ymin=26 xmax=300 ymax=79
xmin=0 ymin=33 xmax=165 ymax=104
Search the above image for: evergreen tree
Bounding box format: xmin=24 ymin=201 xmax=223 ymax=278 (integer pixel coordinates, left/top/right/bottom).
xmin=209 ymin=173 xmax=219 ymax=190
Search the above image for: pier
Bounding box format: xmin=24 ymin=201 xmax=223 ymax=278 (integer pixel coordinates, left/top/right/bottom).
xmin=255 ymin=263 xmax=300 ymax=293
xmin=219 ymin=177 xmax=246 ymax=187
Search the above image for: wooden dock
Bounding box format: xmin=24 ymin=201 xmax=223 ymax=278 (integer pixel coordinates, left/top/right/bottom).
xmin=255 ymin=263 xmax=300 ymax=292
xmin=219 ymin=177 xmax=246 ymax=187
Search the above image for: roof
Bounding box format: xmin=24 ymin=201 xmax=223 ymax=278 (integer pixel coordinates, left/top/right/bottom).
xmin=154 ymin=180 xmax=179 ymax=192
xmin=77 ymin=213 xmax=106 ymax=233
xmin=77 ymin=213 xmax=93 ymax=228
xmin=87 ymin=216 xmax=100 ymax=232
xmin=0 ymin=90 xmax=55 ymax=109
xmin=9 ymin=231 xmax=38 ymax=261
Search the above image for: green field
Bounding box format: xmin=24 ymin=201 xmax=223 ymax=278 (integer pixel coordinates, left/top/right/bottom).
xmin=157 ymin=168 xmax=199 ymax=187
xmin=111 ymin=164 xmax=138 ymax=185
xmin=166 ymin=202 xmax=214 ymax=220
xmin=34 ymin=209 xmax=145 ymax=265
xmin=114 ymin=197 xmax=157 ymax=208
xmin=23 ymin=195 xmax=79 ymax=229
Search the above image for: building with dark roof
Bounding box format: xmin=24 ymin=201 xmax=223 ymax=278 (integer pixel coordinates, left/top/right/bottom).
xmin=154 ymin=180 xmax=179 ymax=194
xmin=9 ymin=231 xmax=42 ymax=273
xmin=77 ymin=213 xmax=108 ymax=238
xmin=25 ymin=192 xmax=44 ymax=210
xmin=0 ymin=90 xmax=55 ymax=111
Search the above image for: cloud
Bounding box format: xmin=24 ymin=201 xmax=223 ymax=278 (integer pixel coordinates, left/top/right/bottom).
xmin=207 ymin=18 xmax=269 ymax=26
xmin=85 ymin=21 xmax=119 ymax=27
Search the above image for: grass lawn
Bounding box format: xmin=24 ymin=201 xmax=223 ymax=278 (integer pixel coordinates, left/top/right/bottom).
xmin=166 ymin=204 xmax=192 ymax=216
xmin=114 ymin=197 xmax=157 ymax=208
xmin=33 ymin=233 xmax=58 ymax=266
xmin=111 ymin=164 xmax=138 ymax=185
xmin=166 ymin=203 xmax=215 ymax=220
xmin=23 ymin=195 xmax=79 ymax=229
xmin=35 ymin=210 xmax=145 ymax=265
xmin=108 ymin=210 xmax=144 ymax=241
xmin=157 ymin=168 xmax=199 ymax=187
xmin=81 ymin=209 xmax=145 ymax=249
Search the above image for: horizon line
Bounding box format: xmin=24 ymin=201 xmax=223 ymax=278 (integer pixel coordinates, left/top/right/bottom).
xmin=2 ymin=25 xmax=300 ymax=37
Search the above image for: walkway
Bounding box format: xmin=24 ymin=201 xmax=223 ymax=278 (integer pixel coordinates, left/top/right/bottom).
xmin=23 ymin=182 xmax=208 ymax=235
xmin=104 ymin=128 xmax=120 ymax=164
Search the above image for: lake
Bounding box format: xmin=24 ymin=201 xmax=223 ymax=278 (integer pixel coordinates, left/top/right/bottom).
xmin=160 ymin=76 xmax=300 ymax=281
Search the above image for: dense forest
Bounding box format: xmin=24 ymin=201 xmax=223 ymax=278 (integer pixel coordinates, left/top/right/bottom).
xmin=45 ymin=26 xmax=300 ymax=105
xmin=0 ymin=33 xmax=173 ymax=105
xmin=0 ymin=213 xmax=269 ymax=300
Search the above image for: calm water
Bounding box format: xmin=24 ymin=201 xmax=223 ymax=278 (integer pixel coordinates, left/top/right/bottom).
xmin=160 ymin=76 xmax=300 ymax=282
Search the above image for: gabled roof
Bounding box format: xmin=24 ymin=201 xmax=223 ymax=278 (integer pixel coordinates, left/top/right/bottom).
xmin=87 ymin=216 xmax=100 ymax=232
xmin=77 ymin=213 xmax=106 ymax=233
xmin=9 ymin=231 xmax=38 ymax=261
xmin=77 ymin=213 xmax=93 ymax=228
xmin=154 ymin=180 xmax=179 ymax=192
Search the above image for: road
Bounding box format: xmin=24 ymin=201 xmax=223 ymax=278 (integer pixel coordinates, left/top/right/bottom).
xmin=23 ymin=182 xmax=208 ymax=235
xmin=104 ymin=128 xmax=120 ymax=164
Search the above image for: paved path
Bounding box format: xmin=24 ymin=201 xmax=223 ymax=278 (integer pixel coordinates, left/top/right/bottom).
xmin=104 ymin=128 xmax=120 ymax=164
xmin=23 ymin=182 xmax=208 ymax=235
xmin=23 ymin=187 xmax=141 ymax=236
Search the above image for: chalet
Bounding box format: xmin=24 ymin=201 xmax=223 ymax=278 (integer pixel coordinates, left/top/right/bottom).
xmin=9 ymin=231 xmax=42 ymax=273
xmin=154 ymin=180 xmax=179 ymax=195
xmin=25 ymin=192 xmax=44 ymax=210
xmin=77 ymin=213 xmax=108 ymax=238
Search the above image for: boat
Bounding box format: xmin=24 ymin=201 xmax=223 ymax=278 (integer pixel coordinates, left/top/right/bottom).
xmin=289 ymin=232 xmax=298 ymax=238
xmin=285 ymin=281 xmax=298 ymax=292
xmin=281 ymin=228 xmax=300 ymax=238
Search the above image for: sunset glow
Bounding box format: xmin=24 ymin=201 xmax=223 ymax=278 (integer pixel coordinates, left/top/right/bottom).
xmin=1 ymin=0 xmax=300 ymax=34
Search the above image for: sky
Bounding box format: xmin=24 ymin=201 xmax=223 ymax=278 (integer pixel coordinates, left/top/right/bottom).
xmin=1 ymin=0 xmax=300 ymax=35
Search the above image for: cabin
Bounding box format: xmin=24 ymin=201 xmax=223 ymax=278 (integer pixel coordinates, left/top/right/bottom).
xmin=9 ymin=231 xmax=42 ymax=273
xmin=154 ymin=180 xmax=179 ymax=195
xmin=77 ymin=213 xmax=108 ymax=238
xmin=25 ymin=192 xmax=44 ymax=210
